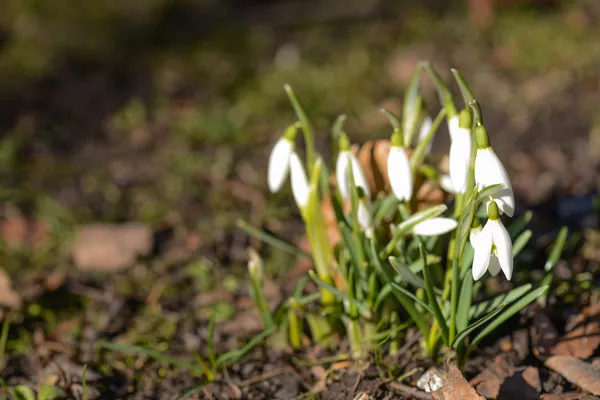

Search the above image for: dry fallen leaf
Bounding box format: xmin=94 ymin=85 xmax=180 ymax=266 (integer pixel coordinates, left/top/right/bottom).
xmin=432 ymin=364 xmax=484 ymax=400
xmin=546 ymin=355 xmax=600 ymax=395
xmin=72 ymin=223 xmax=152 ymax=272
xmin=470 ymin=355 xmax=515 ymax=398
xmin=552 ymin=304 xmax=600 ymax=359
xmin=0 ymin=268 xmax=22 ymax=309
xmin=540 ymin=393 xmax=598 ymax=400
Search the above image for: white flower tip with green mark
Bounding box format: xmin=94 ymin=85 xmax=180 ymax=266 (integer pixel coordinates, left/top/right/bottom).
xmin=474 ymin=147 xmax=515 ymax=217
xmin=387 ymin=146 xmax=413 ymax=202
xmin=248 ymin=248 xmax=263 ymax=282
xmin=267 ymin=137 xmax=293 ymax=193
xmin=289 ymin=152 xmax=309 ymax=208
xmin=336 ymin=150 xmax=370 ymax=201
xmin=472 ymin=218 xmax=513 ymax=281
xmin=412 ymin=217 xmax=457 ymax=236
xmin=448 ymin=116 xmax=471 ymax=194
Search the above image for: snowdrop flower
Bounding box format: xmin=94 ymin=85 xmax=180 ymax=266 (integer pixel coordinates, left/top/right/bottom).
xmin=447 ymin=109 xmax=472 ymax=194
xmin=472 ymin=201 xmax=513 ymax=281
xmin=357 ymin=189 xmax=374 ymax=239
xmin=469 ymin=218 xmax=482 ymax=248
xmin=474 ymin=125 xmax=515 ymax=217
xmin=387 ymin=129 xmax=413 ymax=202
xmin=267 ymin=125 xmax=298 ymax=192
xmin=289 ymin=152 xmax=309 ymax=208
xmin=336 ymin=133 xmax=370 ymax=200
xmin=417 ymin=115 xmax=433 ymax=155
xmin=412 ymin=217 xmax=457 ymax=236
xmin=439 ymin=174 xmax=455 ymax=194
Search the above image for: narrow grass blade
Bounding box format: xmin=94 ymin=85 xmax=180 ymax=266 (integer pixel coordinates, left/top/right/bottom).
xmin=512 ymin=229 xmax=532 ymax=257
xmin=284 ymin=85 xmax=316 ymax=166
xmin=216 ymin=326 xmax=275 ymax=366
xmin=176 ymin=382 xmax=211 ymax=400
xmin=507 ymin=210 xmax=532 ymax=237
xmin=331 ymin=114 xmax=347 ymax=141
xmin=390 ymin=282 xmax=435 ymax=316
xmin=396 ymin=204 xmax=447 ymax=233
xmin=0 ymin=318 xmax=9 ymax=371
xmin=452 ymin=307 xmax=503 ymax=349
xmin=101 ymin=342 xmax=207 ymax=375
xmin=381 ymin=108 xmax=401 ymax=130
xmin=411 ymin=108 xmax=446 ymax=171
xmin=236 ymin=220 xmax=310 ymax=258
xmin=403 ymin=68 xmax=423 ymax=143
xmin=475 ymin=184 xmax=503 ymax=205
xmin=389 ymin=256 xmax=442 ymax=295
xmin=420 ymin=244 xmax=449 ymax=345
xmin=373 ymin=195 xmax=398 ymax=225
xmin=308 ymin=271 xmax=369 ymax=317
xmin=455 ymin=272 xmax=474 ymax=333
xmin=469 ymin=284 xmax=532 ymax=320
xmin=545 ymin=227 xmax=568 ymax=271
xmin=451 ymin=69 xmax=476 ymax=106
xmin=470 ymin=286 xmax=548 ymax=349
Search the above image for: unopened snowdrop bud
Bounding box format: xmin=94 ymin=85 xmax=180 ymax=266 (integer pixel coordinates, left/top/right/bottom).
xmin=387 ymin=129 xmax=413 ymax=202
xmin=335 ymin=133 xmax=370 ymax=201
xmin=412 ymin=217 xmax=457 ymax=236
xmin=268 ymin=124 xmax=298 ymax=192
xmin=472 ymin=201 xmax=513 ymax=281
xmin=357 ymin=188 xmax=374 ymax=239
xmin=417 ymin=115 xmax=433 ymax=155
xmin=289 ymin=152 xmax=309 ymax=208
xmin=247 ymin=248 xmax=264 ymax=283
xmin=474 ymin=125 xmax=515 ymax=217
xmin=447 ymin=108 xmax=472 ymax=193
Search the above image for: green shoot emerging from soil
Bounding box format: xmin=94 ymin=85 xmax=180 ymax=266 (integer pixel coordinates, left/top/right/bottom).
xmin=244 ymin=63 xmax=551 ymax=366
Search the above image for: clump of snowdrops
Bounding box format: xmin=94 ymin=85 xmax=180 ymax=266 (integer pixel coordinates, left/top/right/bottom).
xmin=241 ymin=63 xmax=553 ymax=366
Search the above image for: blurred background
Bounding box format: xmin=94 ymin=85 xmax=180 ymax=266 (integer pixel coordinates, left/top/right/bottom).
xmin=0 ymin=0 xmax=600 ymax=395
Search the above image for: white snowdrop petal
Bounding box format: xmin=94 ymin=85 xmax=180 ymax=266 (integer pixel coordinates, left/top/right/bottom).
xmin=475 ymin=148 xmax=515 ymax=217
xmin=387 ymin=146 xmax=413 ymax=201
xmin=267 ymin=139 xmax=293 ymax=192
xmin=349 ymin=153 xmax=371 ymax=198
xmin=439 ymin=174 xmax=455 ymax=194
xmin=449 ymin=130 xmax=471 ymax=194
xmin=491 ymin=220 xmax=513 ymax=280
xmin=412 ymin=218 xmax=457 ymax=236
xmin=472 ymin=224 xmax=493 ymax=280
xmin=469 ymin=226 xmax=482 ymax=248
xmin=447 ymin=115 xmax=460 ymax=141
xmin=336 ymin=152 xmax=351 ymax=200
xmin=488 ymin=255 xmax=502 ymax=276
xmin=289 ymin=152 xmax=309 ymax=208
xmin=357 ymin=201 xmax=372 ymax=233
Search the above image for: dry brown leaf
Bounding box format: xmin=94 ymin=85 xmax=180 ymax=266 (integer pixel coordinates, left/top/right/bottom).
xmin=0 ymin=268 xmax=21 ymax=309
xmin=552 ymin=304 xmax=600 ymax=359
xmin=469 ymin=355 xmax=514 ymax=398
xmin=432 ymin=364 xmax=483 ymax=400
xmin=72 ymin=223 xmax=152 ymax=272
xmin=546 ymin=355 xmax=600 ymax=395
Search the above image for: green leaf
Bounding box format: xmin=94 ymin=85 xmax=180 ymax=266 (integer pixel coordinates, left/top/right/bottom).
xmin=0 ymin=318 xmax=9 ymax=370
xmin=308 ymin=271 xmax=370 ymax=318
xmin=373 ymin=195 xmax=399 ymax=225
xmin=420 ymin=244 xmax=449 ymax=345
xmin=216 ymin=326 xmax=275 ymax=366
xmin=176 ymin=382 xmax=211 ymax=400
xmin=284 ymin=85 xmax=316 ymax=167
xmin=475 ymin=184 xmax=504 ymax=206
xmin=452 ymin=306 xmax=504 ymax=349
xmin=389 ymin=256 xmax=442 ymax=295
xmin=411 ymin=108 xmax=447 ymax=172
xmin=236 ymin=220 xmax=310 ymax=258
xmin=507 ymin=210 xmax=533 ymax=237
xmin=381 ymin=108 xmax=401 ymax=130
xmin=450 ymin=68 xmax=476 ymax=106
xmin=331 ymin=114 xmax=347 ymax=141
xmin=469 ymin=284 xmax=532 ymax=320
xmin=423 ymin=62 xmax=455 ymax=115
xmin=12 ymin=386 xmax=34 ymax=400
xmin=512 ymin=229 xmax=532 ymax=257
xmin=37 ymin=385 xmax=66 ymax=400
xmin=390 ymin=282 xmax=435 ymax=316
xmin=456 ymin=272 xmax=474 ymax=333
xmin=469 ymin=286 xmax=548 ymax=349
xmin=545 ymin=227 xmax=569 ymax=272
xmin=369 ymin=241 xmax=429 ymax=335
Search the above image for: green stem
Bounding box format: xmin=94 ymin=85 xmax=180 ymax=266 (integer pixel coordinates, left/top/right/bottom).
xmin=284 ymin=84 xmax=316 ymax=168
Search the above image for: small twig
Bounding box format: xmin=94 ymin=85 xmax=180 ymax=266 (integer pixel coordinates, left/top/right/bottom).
xmin=350 ymin=372 xmax=362 ymax=395
xmin=388 ymin=382 xmax=433 ymax=400
xmin=240 ymin=368 xmax=285 ymax=387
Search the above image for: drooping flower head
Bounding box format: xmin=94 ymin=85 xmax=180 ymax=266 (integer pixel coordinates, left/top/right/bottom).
xmin=356 ymin=187 xmax=374 ymax=239
xmin=289 ymin=152 xmax=309 ymax=208
xmin=412 ymin=217 xmax=457 ymax=236
xmin=335 ymin=132 xmax=370 ymax=201
xmin=447 ymin=108 xmax=472 ymax=194
xmin=472 ymin=201 xmax=513 ymax=281
xmin=474 ymin=125 xmax=515 ymax=217
xmin=387 ymin=128 xmax=413 ymax=202
xmin=267 ymin=124 xmax=298 ymax=193
xmin=417 ymin=115 xmax=433 ymax=155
